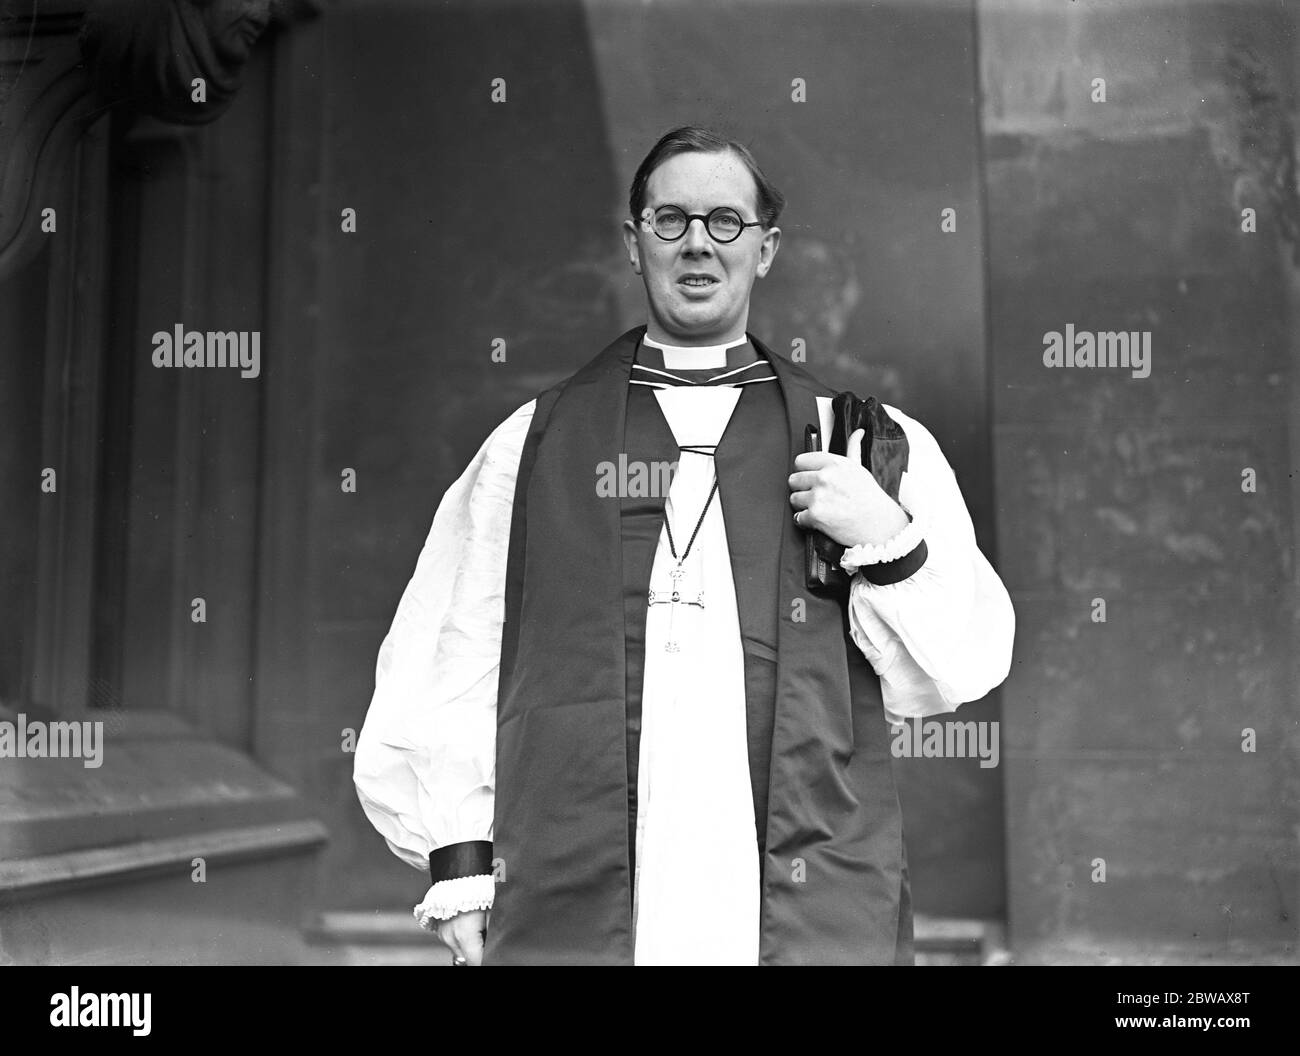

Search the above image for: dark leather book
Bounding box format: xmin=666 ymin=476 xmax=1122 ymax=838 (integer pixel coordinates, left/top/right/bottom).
xmin=803 ymin=391 xmax=911 ymax=591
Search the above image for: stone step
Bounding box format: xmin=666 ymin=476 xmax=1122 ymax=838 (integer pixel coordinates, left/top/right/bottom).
xmin=302 ymin=910 xmax=1007 ymax=966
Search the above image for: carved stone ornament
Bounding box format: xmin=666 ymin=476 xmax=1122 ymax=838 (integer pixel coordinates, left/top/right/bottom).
xmin=78 ymin=0 xmax=316 ymax=125
xmin=0 ymin=0 xmax=322 ymax=280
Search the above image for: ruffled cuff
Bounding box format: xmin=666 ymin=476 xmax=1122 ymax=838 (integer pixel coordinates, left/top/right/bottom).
xmin=839 ymin=509 xmax=928 ymax=584
xmin=413 ymin=874 xmax=496 ymax=929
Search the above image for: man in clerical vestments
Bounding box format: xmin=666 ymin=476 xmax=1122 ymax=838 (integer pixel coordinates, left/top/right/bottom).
xmin=353 ymin=126 xmax=1015 ymax=966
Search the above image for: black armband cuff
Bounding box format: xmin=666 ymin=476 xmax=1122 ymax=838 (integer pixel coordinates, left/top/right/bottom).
xmin=429 ymin=840 xmax=494 ymax=885
xmin=860 ymin=539 xmax=928 ymax=586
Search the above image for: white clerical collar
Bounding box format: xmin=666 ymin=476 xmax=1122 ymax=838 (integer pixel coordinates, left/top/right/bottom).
xmin=641 ymin=333 xmax=749 ymax=369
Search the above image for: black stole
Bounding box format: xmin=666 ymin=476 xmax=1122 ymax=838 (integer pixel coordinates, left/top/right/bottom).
xmin=487 ymin=325 xmax=912 ymax=965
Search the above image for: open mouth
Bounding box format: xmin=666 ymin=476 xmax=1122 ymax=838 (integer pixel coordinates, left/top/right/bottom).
xmin=678 ymin=275 xmax=720 ymax=288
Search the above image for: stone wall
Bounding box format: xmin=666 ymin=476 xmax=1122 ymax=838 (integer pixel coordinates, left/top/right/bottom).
xmin=979 ymin=0 xmax=1299 ymax=957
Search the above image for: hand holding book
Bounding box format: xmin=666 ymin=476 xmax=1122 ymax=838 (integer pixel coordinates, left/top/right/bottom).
xmin=791 ymin=391 xmax=913 ymax=590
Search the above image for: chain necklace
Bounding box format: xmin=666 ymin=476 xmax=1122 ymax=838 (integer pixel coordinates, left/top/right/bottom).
xmin=647 ymin=464 xmax=719 ymax=653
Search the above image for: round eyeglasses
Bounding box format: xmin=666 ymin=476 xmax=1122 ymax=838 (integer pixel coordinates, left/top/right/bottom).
xmin=645 ymin=205 xmax=764 ymax=244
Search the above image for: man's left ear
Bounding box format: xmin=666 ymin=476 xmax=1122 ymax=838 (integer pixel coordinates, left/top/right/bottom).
xmin=755 ymin=226 xmax=781 ymax=278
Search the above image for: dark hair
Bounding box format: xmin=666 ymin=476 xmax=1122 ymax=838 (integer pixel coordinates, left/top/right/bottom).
xmin=628 ymin=126 xmax=786 ymax=230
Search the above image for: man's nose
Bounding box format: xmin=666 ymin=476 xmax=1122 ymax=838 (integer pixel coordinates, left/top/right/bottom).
xmin=681 ymin=217 xmax=714 ymax=254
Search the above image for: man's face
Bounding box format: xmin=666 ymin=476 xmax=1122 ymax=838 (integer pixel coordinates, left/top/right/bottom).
xmin=622 ymin=150 xmax=781 ymax=346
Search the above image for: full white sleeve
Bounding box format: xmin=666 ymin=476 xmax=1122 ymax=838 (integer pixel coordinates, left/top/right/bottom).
xmin=353 ymin=399 xmax=535 ymax=918
xmin=846 ymin=404 xmax=1015 ymax=726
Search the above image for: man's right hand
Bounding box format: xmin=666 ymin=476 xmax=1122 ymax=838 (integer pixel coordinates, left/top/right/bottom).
xmin=436 ymin=909 xmax=487 ymax=965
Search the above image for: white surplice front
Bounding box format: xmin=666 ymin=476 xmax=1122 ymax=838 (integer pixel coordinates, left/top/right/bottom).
xmin=632 ymin=385 xmax=760 ymax=965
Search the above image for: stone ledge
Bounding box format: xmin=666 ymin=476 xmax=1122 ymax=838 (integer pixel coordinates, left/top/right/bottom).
xmin=0 ymin=819 xmax=328 ymax=900
xmin=0 ymin=710 xmax=319 ymax=860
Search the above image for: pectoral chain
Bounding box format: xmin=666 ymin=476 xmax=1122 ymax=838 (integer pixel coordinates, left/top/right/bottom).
xmin=647 ymin=474 xmax=719 ymax=653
